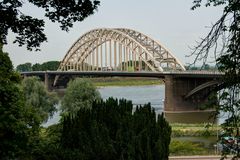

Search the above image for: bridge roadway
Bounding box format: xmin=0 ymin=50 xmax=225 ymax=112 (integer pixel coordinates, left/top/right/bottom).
xmin=21 ymin=70 xmax=224 ymax=123
xmin=21 ymin=70 xmax=223 ymax=78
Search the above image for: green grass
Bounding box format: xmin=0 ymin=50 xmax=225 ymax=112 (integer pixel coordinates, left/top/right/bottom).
xmin=170 ymin=140 xmax=213 ymax=156
xmin=171 ymin=123 xmax=219 ymax=137
xmin=87 ymin=77 xmax=163 ymax=86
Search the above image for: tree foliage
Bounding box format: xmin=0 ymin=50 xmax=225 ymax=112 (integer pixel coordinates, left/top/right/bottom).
xmin=0 ymin=44 xmax=34 ymax=159
xmin=31 ymin=63 xmax=41 ymax=71
xmin=59 ymin=98 xmax=172 ymax=160
xmin=0 ymin=0 xmax=100 ymax=51
xmin=39 ymin=61 xmax=60 ymax=71
xmin=16 ymin=62 xmax=32 ymax=72
xmin=1 ymin=0 xmax=101 ymax=158
xmin=22 ymin=76 xmax=58 ymax=123
xmin=16 ymin=61 xmax=60 ymax=71
xmin=191 ymin=0 xmax=240 ymax=157
xmin=31 ymin=61 xmax=60 ymax=71
xmin=61 ymin=78 xmax=101 ymax=116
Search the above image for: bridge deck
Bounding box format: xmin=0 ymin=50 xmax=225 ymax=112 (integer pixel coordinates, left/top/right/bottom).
xmin=21 ymin=71 xmax=224 ymax=78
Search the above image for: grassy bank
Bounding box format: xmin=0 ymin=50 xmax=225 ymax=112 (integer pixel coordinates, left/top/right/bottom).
xmin=87 ymin=77 xmax=163 ymax=86
xmin=169 ymin=140 xmax=215 ymax=156
xmin=170 ymin=123 xmax=219 ymax=156
xmin=171 ymin=123 xmax=219 ymax=137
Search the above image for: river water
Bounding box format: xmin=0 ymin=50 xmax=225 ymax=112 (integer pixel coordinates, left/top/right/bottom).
xmin=45 ymin=84 xmax=226 ymax=127
xmin=44 ymin=85 xmax=164 ymax=126
xmin=99 ymin=85 xmax=164 ymax=110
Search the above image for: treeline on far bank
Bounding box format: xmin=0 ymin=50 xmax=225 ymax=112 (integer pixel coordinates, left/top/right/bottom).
xmin=16 ymin=61 xmax=60 ymax=72
xmin=16 ymin=61 xmax=218 ymax=72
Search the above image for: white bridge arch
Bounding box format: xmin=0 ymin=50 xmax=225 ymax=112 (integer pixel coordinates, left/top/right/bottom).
xmin=58 ymin=28 xmax=186 ymax=72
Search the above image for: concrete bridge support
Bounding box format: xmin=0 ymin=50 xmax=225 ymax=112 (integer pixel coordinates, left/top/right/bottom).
xmin=44 ymin=73 xmax=54 ymax=91
xmin=164 ymin=75 xmax=216 ymax=123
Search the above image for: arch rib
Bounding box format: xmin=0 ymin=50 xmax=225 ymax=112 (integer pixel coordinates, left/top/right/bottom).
xmin=185 ymin=80 xmax=221 ymax=99
xmin=58 ymin=28 xmax=186 ymax=72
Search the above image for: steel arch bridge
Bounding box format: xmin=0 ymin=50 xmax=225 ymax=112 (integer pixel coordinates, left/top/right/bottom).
xmin=58 ymin=28 xmax=186 ymax=72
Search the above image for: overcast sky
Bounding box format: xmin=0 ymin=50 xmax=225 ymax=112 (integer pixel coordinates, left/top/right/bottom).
xmin=3 ymin=0 xmax=223 ymax=67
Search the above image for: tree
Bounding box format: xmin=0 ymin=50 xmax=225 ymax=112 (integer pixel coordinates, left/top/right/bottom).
xmin=0 ymin=0 xmax=100 ymax=51
xmin=0 ymin=44 xmax=32 ymax=159
xmin=1 ymin=0 xmax=101 ymax=158
xmin=61 ymin=78 xmax=101 ymax=116
xmin=191 ymin=0 xmax=240 ymax=157
xmin=16 ymin=62 xmax=32 ymax=72
xmin=17 ymin=61 xmax=60 ymax=71
xmin=22 ymin=76 xmax=58 ymax=123
xmin=19 ymin=77 xmax=58 ymax=159
xmin=60 ymin=98 xmax=172 ymax=160
xmin=40 ymin=61 xmax=60 ymax=71
xmin=32 ymin=63 xmax=42 ymax=71
xmin=156 ymin=113 xmax=172 ymax=159
xmin=19 ymin=61 xmax=61 ymax=71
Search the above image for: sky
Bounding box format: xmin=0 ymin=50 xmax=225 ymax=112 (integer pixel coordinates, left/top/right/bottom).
xmin=3 ymin=0 xmax=224 ymax=67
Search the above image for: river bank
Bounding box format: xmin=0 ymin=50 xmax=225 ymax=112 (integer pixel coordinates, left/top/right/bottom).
xmin=171 ymin=123 xmax=219 ymax=137
xmin=170 ymin=123 xmax=219 ymax=156
xmin=87 ymin=77 xmax=163 ymax=86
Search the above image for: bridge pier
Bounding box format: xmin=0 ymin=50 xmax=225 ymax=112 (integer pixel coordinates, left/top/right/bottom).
xmin=164 ymin=75 xmax=216 ymax=123
xmin=44 ymin=72 xmax=54 ymax=91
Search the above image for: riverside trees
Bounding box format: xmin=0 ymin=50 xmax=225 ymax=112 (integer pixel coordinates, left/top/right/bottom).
xmin=61 ymin=78 xmax=101 ymax=115
xmin=0 ymin=0 xmax=174 ymax=158
xmin=41 ymin=78 xmax=171 ymax=159
xmin=22 ymin=77 xmax=58 ymax=123
xmin=0 ymin=44 xmax=36 ymax=159
xmin=1 ymin=1 xmax=100 ymax=155
xmin=0 ymin=45 xmax=59 ymax=159
xmin=16 ymin=61 xmax=60 ymax=72
xmin=23 ymin=77 xmax=171 ymax=159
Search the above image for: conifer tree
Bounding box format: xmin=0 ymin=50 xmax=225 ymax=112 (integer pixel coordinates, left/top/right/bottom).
xmin=60 ymin=98 xmax=172 ymax=160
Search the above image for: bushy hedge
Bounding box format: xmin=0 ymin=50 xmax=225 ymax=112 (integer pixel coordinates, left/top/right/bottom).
xmin=59 ymin=98 xmax=172 ymax=160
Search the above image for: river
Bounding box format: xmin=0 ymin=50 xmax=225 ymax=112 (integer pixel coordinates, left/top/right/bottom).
xmin=44 ymin=84 xmax=226 ymax=127
xmin=99 ymin=85 xmax=164 ymax=110
xmin=44 ymin=85 xmax=164 ymax=127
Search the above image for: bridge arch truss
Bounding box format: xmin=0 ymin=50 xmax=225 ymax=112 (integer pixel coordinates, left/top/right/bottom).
xmin=58 ymin=28 xmax=186 ymax=72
